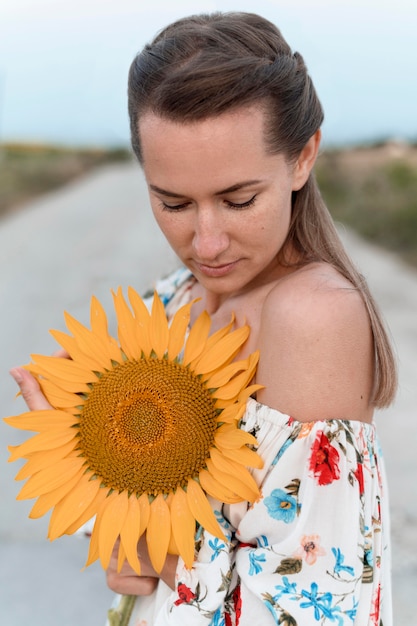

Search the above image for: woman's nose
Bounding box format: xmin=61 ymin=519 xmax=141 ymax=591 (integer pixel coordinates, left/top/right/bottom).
xmin=192 ymin=209 xmax=229 ymax=262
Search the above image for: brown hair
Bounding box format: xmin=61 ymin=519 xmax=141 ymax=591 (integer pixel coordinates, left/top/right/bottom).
xmin=127 ymin=11 xmax=397 ymax=407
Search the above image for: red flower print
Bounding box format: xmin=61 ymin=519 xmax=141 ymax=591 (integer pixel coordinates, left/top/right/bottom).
xmin=174 ymin=583 xmax=196 ymax=606
xmin=309 ymin=432 xmax=340 ymax=485
xmin=354 ymin=463 xmax=365 ymax=495
xmin=233 ymin=585 xmax=242 ymax=624
xmin=224 ymin=613 xmax=232 ymax=626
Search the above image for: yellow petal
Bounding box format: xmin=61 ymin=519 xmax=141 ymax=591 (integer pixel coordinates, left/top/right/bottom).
xmin=64 ymin=485 xmax=107 ymax=535
xmin=215 ymin=424 xmax=258 ymax=449
xmin=170 ymin=488 xmax=196 ymax=569
xmin=4 ymin=410 xmax=77 ymax=432
xmin=216 ymin=403 xmax=246 ymax=425
xmin=147 ymin=493 xmax=171 ymax=574
xmin=183 ymin=310 xmax=211 ymax=365
xmin=29 ymin=463 xmax=84 ymax=519
xmin=198 ymin=468 xmax=241 ymax=504
xmin=117 ymin=540 xmax=127 ymax=573
xmin=203 ymin=315 xmax=235 ymax=352
xmin=167 ymin=300 xmax=195 ymax=361
xmin=112 ymin=287 xmax=142 ymax=359
xmin=120 ymin=495 xmax=142 ymax=575
xmin=29 ymin=354 xmax=95 ymax=385
xmin=50 ymin=329 xmax=103 ymax=371
xmin=149 ymin=292 xmax=169 ymax=359
xmin=16 ymin=441 xmax=76 ymax=480
xmin=206 ymin=458 xmax=259 ymax=502
xmin=186 ymin=478 xmax=225 ymax=541
xmin=8 ymin=429 xmax=77 ymax=462
xmin=98 ymin=490 xmax=129 ymax=570
xmin=37 ymin=378 xmax=85 ymax=410
xmin=204 ymin=359 xmax=248 ymax=389
xmin=221 ymin=445 xmax=264 ymax=469
xmin=90 ymin=295 xmax=124 ymax=364
xmin=48 ymin=474 xmax=101 ymax=539
xmin=64 ymin=311 xmax=114 ymax=370
xmin=193 ymin=325 xmax=250 ymax=375
xmin=85 ymin=514 xmax=101 ymax=568
xmin=209 ymin=448 xmax=260 ymax=496
xmin=138 ymin=493 xmax=150 ymax=535
xmin=128 ymin=287 xmax=152 ymax=357
xmin=16 ymin=456 xmax=83 ymax=500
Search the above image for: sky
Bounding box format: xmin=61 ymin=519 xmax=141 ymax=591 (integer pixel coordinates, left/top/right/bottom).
xmin=0 ymin=0 xmax=416 ymax=148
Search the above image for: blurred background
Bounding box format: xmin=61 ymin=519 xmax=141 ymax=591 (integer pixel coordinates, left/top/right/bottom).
xmin=1 ymin=0 xmax=416 ymax=624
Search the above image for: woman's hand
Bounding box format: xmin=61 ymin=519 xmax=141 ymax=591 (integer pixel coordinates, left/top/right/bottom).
xmin=106 ymin=535 xmax=178 ymax=596
xmin=10 ymin=349 xmax=69 ymax=411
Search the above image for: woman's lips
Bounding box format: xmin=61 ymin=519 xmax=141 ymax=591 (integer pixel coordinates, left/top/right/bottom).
xmin=194 ymin=261 xmax=238 ymax=277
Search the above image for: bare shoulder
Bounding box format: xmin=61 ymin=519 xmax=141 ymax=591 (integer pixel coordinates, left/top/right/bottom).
xmin=255 ymin=263 xmax=375 ymax=423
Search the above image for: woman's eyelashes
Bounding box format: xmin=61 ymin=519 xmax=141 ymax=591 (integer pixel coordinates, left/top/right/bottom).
xmin=160 ymin=195 xmax=257 ymax=212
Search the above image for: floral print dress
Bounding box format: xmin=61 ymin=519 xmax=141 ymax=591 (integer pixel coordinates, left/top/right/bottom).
xmin=109 ymin=267 xmax=392 ymax=626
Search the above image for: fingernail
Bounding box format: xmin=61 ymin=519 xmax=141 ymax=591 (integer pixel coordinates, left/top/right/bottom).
xmin=9 ymin=368 xmax=23 ymax=385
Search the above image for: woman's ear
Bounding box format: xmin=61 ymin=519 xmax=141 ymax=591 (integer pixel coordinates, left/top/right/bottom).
xmin=291 ymin=129 xmax=321 ymax=191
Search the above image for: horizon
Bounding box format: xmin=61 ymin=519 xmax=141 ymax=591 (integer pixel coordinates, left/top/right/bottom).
xmin=1 ymin=0 xmax=416 ymax=148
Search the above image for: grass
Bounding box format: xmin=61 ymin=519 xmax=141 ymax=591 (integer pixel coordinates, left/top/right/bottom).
xmin=0 ymin=143 xmax=131 ymax=218
xmin=315 ymin=141 xmax=417 ymax=268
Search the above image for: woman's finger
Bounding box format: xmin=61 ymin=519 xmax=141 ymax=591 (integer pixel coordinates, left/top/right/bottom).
xmin=9 ymin=367 xmax=53 ymax=411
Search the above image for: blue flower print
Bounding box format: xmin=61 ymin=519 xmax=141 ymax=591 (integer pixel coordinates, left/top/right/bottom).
xmin=208 ymin=537 xmax=226 ymax=562
xmin=273 ymin=576 xmax=298 ymax=602
xmin=248 ymin=551 xmax=266 ymax=575
xmin=264 ymin=488 xmax=297 ymax=523
xmin=300 ymin=582 xmax=342 ymax=622
xmin=332 ymin=547 xmax=355 ymax=577
xmin=210 ymin=607 xmax=225 ymax=626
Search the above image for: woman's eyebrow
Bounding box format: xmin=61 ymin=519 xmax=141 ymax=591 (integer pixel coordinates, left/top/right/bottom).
xmin=149 ymin=180 xmax=263 ymax=198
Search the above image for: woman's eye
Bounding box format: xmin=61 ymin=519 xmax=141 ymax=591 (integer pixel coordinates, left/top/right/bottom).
xmin=225 ymin=195 xmax=257 ymax=209
xmin=161 ymin=201 xmax=190 ymax=211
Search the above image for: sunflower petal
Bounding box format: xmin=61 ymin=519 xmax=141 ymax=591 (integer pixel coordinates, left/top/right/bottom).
xmin=221 ymin=445 xmax=264 ymax=469
xmin=209 ymin=448 xmax=260 ymax=495
xmin=198 ymin=469 xmax=241 ymax=504
xmin=206 ymin=459 xmax=259 ymax=502
xmin=128 ymin=287 xmax=152 ymax=357
xmin=64 ymin=485 xmax=107 ymax=535
xmin=204 ymin=359 xmax=247 ymax=389
xmin=147 ymin=493 xmax=171 ymax=573
xmin=49 ymin=329 xmax=104 ymax=371
xmin=36 ymin=378 xmax=85 ymax=411
xmin=30 ymin=354 xmax=95 ymax=385
xmin=149 ymin=292 xmax=169 ymax=359
xmin=98 ymin=490 xmax=129 ymax=570
xmin=90 ymin=295 xmax=123 ymax=364
xmin=138 ymin=493 xmax=150 ymax=535
xmin=15 ymin=441 xmax=76 ymax=481
xmin=16 ymin=456 xmax=83 ymax=500
xmin=29 ymin=464 xmax=84 ymax=519
xmin=216 ymin=403 xmax=246 ymax=425
xmin=167 ymin=300 xmax=195 ymax=361
xmin=183 ymin=310 xmax=211 ymax=365
xmin=186 ymin=479 xmax=225 ymax=541
xmin=193 ymin=325 xmax=250 ymax=375
xmin=117 ymin=540 xmax=127 ymax=573
xmin=48 ymin=474 xmax=101 ymax=539
xmin=8 ymin=429 xmax=77 ymax=462
xmin=215 ymin=424 xmax=258 ymax=449
xmin=120 ymin=495 xmax=142 ymax=575
xmin=170 ymin=488 xmax=196 ymax=569
xmin=65 ymin=311 xmax=118 ymax=369
xmin=112 ymin=288 xmax=142 ymax=359
xmin=4 ymin=410 xmax=77 ymax=432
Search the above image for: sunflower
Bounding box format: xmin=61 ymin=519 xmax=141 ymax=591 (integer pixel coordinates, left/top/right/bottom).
xmin=5 ymin=287 xmax=263 ymax=575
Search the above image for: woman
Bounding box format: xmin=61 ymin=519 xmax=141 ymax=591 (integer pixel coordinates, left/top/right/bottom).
xmin=12 ymin=12 xmax=396 ymax=626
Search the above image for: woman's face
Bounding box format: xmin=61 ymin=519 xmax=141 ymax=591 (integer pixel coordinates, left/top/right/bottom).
xmin=139 ymin=106 xmax=313 ymax=299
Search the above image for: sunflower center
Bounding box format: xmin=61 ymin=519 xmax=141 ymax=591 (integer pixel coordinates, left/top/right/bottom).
xmin=78 ymin=358 xmax=217 ymax=495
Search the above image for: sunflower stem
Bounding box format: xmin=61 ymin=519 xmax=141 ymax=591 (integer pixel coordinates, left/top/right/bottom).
xmin=107 ymin=594 xmax=136 ymax=626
